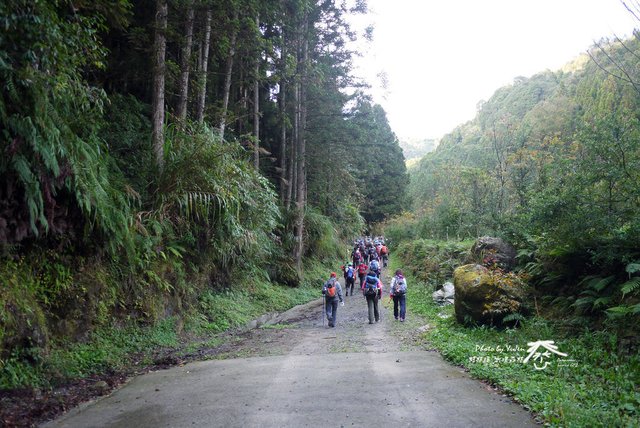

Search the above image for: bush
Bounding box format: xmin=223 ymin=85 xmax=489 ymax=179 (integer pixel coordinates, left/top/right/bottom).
xmin=394 ymin=238 xmax=472 ymax=285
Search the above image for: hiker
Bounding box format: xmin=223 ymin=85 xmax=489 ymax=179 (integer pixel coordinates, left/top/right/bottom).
xmin=389 ymin=269 xmax=407 ymax=322
xmin=368 ymin=246 xmax=378 ymax=264
xmin=362 ymin=269 xmax=382 ymax=324
xmin=369 ymin=259 xmax=380 ymax=278
xmin=344 ymin=263 xmax=356 ymax=296
xmin=357 ymin=261 xmax=368 ymax=289
xmin=322 ymin=272 xmax=344 ymax=327
xmin=352 ymin=248 xmax=362 ymax=268
xmin=379 ymin=244 xmax=389 ymax=267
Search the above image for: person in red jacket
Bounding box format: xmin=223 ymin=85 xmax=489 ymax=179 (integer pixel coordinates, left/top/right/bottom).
xmin=357 ymin=261 xmax=368 ymax=289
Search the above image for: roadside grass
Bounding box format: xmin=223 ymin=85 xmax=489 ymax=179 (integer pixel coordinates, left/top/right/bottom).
xmin=0 ymin=317 xmax=179 ymax=389
xmin=0 ymin=259 xmax=333 ymax=390
xmin=404 ymin=274 xmax=640 ymax=427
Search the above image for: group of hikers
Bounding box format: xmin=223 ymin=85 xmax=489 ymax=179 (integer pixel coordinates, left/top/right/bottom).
xmin=322 ymin=237 xmax=407 ymax=328
xmin=350 ymin=237 xmax=389 ymax=269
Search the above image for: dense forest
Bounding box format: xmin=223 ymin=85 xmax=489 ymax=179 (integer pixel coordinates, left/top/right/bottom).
xmin=0 ymin=0 xmax=406 ymax=389
xmin=2 ymin=0 xmax=640 ymax=425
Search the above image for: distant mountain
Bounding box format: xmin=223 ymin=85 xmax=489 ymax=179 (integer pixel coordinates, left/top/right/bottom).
xmin=399 ymin=137 xmax=438 ymax=165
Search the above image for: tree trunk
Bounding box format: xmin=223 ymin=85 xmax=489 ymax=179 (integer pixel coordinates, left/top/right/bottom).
xmin=279 ymin=75 xmax=287 ymax=203
xmin=294 ymin=8 xmax=309 ymax=272
xmin=219 ymin=9 xmax=239 ymax=139
xmin=152 ymin=0 xmax=168 ymax=172
xmin=196 ymin=9 xmax=212 ymax=123
xmin=253 ymin=14 xmax=260 ymax=169
xmin=240 ymin=64 xmax=248 ymax=135
xmin=177 ymin=4 xmax=195 ymax=124
xmin=288 ymin=63 xmax=299 ymax=212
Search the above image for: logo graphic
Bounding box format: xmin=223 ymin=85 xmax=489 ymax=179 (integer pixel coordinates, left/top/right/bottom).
xmin=523 ymin=340 xmax=568 ymax=370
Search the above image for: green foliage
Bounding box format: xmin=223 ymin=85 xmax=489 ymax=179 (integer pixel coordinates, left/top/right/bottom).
xmin=393 ymin=238 xmax=472 ymax=285
xmin=101 ymin=93 xmax=154 ymax=196
xmin=157 ymin=124 xmax=280 ymax=271
xmin=407 ymin=38 xmax=640 ymax=253
xmin=302 ymin=207 xmax=343 ymax=263
xmin=0 ymin=258 xmax=48 ymax=354
xmin=0 ymin=256 xmax=331 ymax=390
xmin=379 ymin=212 xmax=420 ymax=246
xmin=0 ymin=0 xmax=134 ymax=253
xmin=0 ymin=0 xmax=382 ymax=399
xmin=405 ymin=273 xmax=640 ymax=427
xmin=348 ymin=100 xmax=409 ymax=223
xmin=0 ymin=318 xmax=178 ymax=389
xmin=400 ymin=37 xmax=640 ymax=340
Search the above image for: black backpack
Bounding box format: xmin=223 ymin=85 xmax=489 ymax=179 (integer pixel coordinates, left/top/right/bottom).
xmin=364 ymin=274 xmax=378 ymax=296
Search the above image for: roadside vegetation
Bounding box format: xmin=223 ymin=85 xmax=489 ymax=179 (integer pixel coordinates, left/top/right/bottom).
xmin=0 ymin=259 xmax=329 ymax=391
xmin=388 ymin=245 xmax=640 ymax=427
xmin=381 ymin=33 xmax=640 ymax=425
xmin=1 ymin=0 xmax=404 ymax=402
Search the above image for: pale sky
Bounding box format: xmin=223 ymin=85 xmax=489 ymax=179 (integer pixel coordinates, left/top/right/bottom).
xmin=352 ymin=0 xmax=639 ymax=140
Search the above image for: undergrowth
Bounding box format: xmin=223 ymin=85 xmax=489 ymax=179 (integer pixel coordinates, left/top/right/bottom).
xmin=194 ymin=261 xmax=327 ymax=333
xmin=0 ymin=259 xmax=332 ymax=390
xmin=405 ymin=272 xmax=640 ymax=427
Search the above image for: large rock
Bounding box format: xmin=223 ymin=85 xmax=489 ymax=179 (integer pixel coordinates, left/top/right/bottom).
xmin=432 ymin=282 xmax=455 ymax=306
xmin=453 ymin=264 xmax=526 ymax=325
xmin=470 ymin=236 xmax=517 ymax=271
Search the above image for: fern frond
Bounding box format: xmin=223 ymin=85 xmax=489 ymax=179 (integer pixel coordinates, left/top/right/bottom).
xmin=625 ymin=263 xmax=640 ymax=275
xmin=621 ymin=277 xmax=640 ymax=297
xmin=580 ymin=275 xmax=616 ymax=292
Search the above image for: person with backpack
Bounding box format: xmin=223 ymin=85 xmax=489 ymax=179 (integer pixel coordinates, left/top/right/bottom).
xmin=389 ymin=269 xmax=407 ymax=321
xmin=322 ymin=272 xmax=344 ymax=328
xmin=352 ymin=248 xmax=362 ymax=268
xmin=357 ymin=261 xmax=368 ymax=289
xmin=344 ymin=263 xmax=356 ymax=296
xmin=362 ymin=269 xmax=382 ymax=324
xmin=369 ymin=259 xmax=380 ymax=278
xmin=379 ymin=244 xmax=389 ymax=267
xmin=368 ymin=246 xmax=378 ymax=264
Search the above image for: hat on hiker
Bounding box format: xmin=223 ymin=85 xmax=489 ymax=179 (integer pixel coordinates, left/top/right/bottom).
xmin=330 ymin=272 xmax=337 ymax=277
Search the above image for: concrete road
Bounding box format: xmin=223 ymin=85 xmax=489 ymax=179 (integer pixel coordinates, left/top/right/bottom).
xmin=44 ymin=284 xmax=537 ymax=427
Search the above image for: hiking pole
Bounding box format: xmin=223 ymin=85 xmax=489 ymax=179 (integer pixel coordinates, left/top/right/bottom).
xmin=322 ymin=296 xmax=325 ymax=327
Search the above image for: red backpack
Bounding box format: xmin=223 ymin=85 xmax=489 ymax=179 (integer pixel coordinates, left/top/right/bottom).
xmin=326 ymin=279 xmax=337 ymax=297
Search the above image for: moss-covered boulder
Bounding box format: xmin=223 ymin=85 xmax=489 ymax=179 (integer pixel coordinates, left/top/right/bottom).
xmin=469 ymin=236 xmax=517 ymax=271
xmin=453 ymin=264 xmax=526 ymax=325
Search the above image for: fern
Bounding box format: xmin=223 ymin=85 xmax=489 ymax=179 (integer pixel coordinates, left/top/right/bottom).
xmin=620 ymin=277 xmax=640 ymax=297
xmin=502 ymin=312 xmax=526 ymax=327
xmin=625 ymin=263 xmax=640 ymax=275
xmin=580 ymin=275 xmax=616 ymax=292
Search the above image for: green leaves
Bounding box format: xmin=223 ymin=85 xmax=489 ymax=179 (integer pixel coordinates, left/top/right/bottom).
xmin=621 ymin=277 xmax=640 ymax=297
xmin=156 ymin=124 xmax=280 ymax=270
xmin=625 ymin=262 xmax=640 ymax=275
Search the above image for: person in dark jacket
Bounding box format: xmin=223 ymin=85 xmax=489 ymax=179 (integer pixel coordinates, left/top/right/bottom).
xmin=343 ymin=263 xmax=356 ymax=296
xmin=322 ymin=272 xmax=344 ymax=327
xmin=362 ymin=269 xmax=381 ymax=324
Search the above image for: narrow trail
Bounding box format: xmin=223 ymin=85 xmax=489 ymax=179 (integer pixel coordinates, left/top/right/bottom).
xmin=44 ymin=267 xmax=537 ymax=427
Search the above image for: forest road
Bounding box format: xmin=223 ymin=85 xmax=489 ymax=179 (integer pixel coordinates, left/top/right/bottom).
xmin=44 ymin=271 xmax=537 ymax=428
